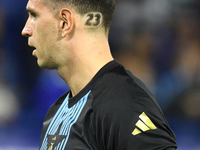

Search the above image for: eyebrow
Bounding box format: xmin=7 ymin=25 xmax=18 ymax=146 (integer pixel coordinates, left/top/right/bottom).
xmin=26 ymin=7 xmax=36 ymax=14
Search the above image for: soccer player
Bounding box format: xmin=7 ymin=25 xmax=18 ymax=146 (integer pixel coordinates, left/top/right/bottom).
xmin=22 ymin=0 xmax=177 ymax=149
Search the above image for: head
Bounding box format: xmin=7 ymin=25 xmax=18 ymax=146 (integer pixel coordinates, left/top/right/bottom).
xmin=22 ymin=0 xmax=115 ymax=69
xmin=43 ymin=0 xmax=115 ymax=30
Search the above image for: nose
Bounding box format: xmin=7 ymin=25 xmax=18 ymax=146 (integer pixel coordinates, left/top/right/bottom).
xmin=21 ymin=20 xmax=32 ymax=37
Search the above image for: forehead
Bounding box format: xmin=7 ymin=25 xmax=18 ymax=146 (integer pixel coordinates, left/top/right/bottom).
xmin=27 ymin=0 xmax=41 ymax=6
xmin=26 ymin=0 xmax=46 ymax=12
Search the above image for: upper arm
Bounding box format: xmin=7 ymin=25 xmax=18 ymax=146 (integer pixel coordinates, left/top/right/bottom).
xmin=92 ymin=90 xmax=177 ymax=150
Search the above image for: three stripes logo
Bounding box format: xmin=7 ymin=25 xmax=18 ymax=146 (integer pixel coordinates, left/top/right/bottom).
xmin=132 ymin=112 xmax=157 ymax=136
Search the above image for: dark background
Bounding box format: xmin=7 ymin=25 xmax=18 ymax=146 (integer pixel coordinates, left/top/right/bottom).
xmin=0 ymin=0 xmax=199 ymax=149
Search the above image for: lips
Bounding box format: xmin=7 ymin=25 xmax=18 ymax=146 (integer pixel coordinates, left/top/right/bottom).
xmin=32 ymin=49 xmax=37 ymax=57
xmin=27 ymin=39 xmax=37 ymax=56
xmin=28 ymin=38 xmax=35 ymax=47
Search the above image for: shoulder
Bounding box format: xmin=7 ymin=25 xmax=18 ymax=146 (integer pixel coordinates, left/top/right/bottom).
xmin=93 ymin=63 xmax=159 ymax=107
xmin=89 ymin=66 xmax=177 ymax=149
xmin=91 ymin=64 xmax=164 ymax=122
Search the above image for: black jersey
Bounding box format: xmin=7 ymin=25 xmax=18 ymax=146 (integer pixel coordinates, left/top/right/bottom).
xmin=39 ymin=60 xmax=177 ymax=150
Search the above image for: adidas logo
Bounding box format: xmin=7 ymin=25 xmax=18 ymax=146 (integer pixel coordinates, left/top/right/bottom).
xmin=132 ymin=112 xmax=157 ymax=136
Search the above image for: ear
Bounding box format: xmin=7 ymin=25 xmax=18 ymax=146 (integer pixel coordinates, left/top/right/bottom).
xmin=59 ymin=8 xmax=74 ymax=38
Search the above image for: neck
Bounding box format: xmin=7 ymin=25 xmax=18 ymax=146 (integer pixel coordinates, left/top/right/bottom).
xmin=57 ymin=35 xmax=113 ymax=97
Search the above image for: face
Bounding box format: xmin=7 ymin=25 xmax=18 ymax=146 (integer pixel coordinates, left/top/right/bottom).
xmin=22 ymin=0 xmax=61 ymax=69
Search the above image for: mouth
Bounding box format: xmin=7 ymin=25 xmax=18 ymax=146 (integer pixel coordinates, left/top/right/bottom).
xmin=29 ymin=45 xmax=37 ymax=57
xmin=28 ymin=44 xmax=37 ymax=57
xmin=32 ymin=48 xmax=37 ymax=57
xmin=27 ymin=39 xmax=37 ymax=57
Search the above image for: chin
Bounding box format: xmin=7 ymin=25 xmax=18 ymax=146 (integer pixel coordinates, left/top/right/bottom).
xmin=38 ymin=60 xmax=57 ymax=70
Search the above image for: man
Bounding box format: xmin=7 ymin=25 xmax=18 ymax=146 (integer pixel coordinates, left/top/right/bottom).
xmin=22 ymin=0 xmax=177 ymax=149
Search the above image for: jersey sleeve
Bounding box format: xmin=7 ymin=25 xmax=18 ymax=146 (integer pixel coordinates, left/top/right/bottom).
xmin=92 ymin=86 xmax=177 ymax=150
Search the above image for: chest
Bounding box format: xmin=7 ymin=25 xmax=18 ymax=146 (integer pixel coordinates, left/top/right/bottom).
xmin=39 ymin=92 xmax=96 ymax=150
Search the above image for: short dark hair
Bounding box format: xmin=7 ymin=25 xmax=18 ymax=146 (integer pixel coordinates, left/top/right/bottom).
xmin=44 ymin=0 xmax=115 ymax=29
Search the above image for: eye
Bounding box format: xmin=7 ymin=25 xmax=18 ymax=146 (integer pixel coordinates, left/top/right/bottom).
xmin=29 ymin=12 xmax=37 ymax=18
xmin=30 ymin=12 xmax=37 ymax=17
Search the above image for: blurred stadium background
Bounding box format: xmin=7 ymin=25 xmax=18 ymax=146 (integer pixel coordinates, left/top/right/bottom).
xmin=0 ymin=0 xmax=200 ymax=149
